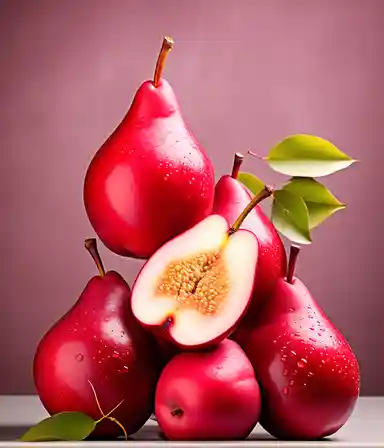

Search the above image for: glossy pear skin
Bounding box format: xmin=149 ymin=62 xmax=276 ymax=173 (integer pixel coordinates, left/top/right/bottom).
xmin=213 ymin=175 xmax=286 ymax=322
xmin=240 ymin=276 xmax=360 ymax=440
xmin=84 ymin=79 xmax=215 ymax=259
xmin=33 ymin=271 xmax=160 ymax=438
xmin=155 ymin=339 xmax=261 ymax=440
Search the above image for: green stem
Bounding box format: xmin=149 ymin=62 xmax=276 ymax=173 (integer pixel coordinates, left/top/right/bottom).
xmin=229 ymin=185 xmax=274 ymax=234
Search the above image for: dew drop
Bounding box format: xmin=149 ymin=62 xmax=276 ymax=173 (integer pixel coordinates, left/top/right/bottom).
xmin=303 ymin=382 xmax=307 ymax=387
xmin=283 ymin=387 xmax=290 ymax=395
xmin=309 ymin=337 xmax=316 ymax=342
xmin=273 ymin=339 xmax=277 ymax=344
xmin=297 ymin=358 xmax=307 ymax=368
xmin=292 ymin=369 xmax=298 ymax=376
xmin=217 ymin=365 xmax=223 ymax=370
xmin=281 ymin=355 xmax=288 ymax=362
xmin=123 ymin=365 xmax=129 ymax=371
xmin=283 ymin=369 xmax=289 ymax=376
xmin=309 ymin=326 xmax=315 ymax=331
xmin=317 ymin=332 xmax=322 ymax=337
xmin=321 ymin=359 xmax=326 ymax=364
xmin=289 ymin=380 xmax=295 ymax=386
xmin=308 ymin=371 xmax=314 ymax=378
xmin=288 ymin=308 xmax=294 ymax=313
xmin=290 ymin=350 xmax=297 ymax=356
xmin=75 ymin=353 xmax=84 ymax=362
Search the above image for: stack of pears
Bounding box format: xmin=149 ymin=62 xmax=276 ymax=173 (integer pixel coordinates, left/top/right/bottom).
xmin=27 ymin=37 xmax=360 ymax=443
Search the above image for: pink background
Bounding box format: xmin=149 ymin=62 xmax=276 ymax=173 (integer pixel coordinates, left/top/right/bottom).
xmin=0 ymin=0 xmax=382 ymax=395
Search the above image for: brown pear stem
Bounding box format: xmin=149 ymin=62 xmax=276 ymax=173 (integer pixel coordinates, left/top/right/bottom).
xmin=231 ymin=153 xmax=244 ymax=179
xmin=286 ymin=244 xmax=301 ymax=284
xmin=84 ymin=238 xmax=105 ymax=278
xmin=229 ymin=185 xmax=274 ymax=234
xmin=153 ymin=36 xmax=174 ymax=87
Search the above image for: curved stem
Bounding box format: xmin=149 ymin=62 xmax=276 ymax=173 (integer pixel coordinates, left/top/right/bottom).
xmin=286 ymin=244 xmax=301 ymax=284
xmin=153 ymin=36 xmax=174 ymax=87
xmin=84 ymin=239 xmax=105 ymax=278
xmin=231 ymin=153 xmax=244 ymax=179
xmin=89 ymin=380 xmax=128 ymax=440
xmin=229 ymin=185 xmax=274 ymax=234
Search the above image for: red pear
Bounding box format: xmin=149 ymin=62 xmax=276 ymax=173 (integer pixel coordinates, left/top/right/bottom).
xmin=83 ymin=36 xmax=215 ymax=259
xmin=131 ymin=187 xmax=274 ymax=350
xmin=240 ymin=245 xmax=360 ymax=440
xmin=213 ymin=153 xmax=286 ymax=328
xmin=155 ymin=339 xmax=262 ymax=440
xmin=33 ymin=239 xmax=160 ymax=438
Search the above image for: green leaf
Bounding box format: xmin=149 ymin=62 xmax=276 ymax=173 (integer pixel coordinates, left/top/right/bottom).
xmin=265 ymin=134 xmax=356 ymax=177
xmin=237 ymin=172 xmax=265 ymax=196
xmin=272 ymin=189 xmax=312 ymax=244
xmin=20 ymin=412 xmax=96 ymax=442
xmin=282 ymin=177 xmax=345 ymax=229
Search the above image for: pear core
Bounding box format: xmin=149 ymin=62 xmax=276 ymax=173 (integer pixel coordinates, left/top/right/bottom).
xmin=155 ymin=251 xmax=230 ymax=316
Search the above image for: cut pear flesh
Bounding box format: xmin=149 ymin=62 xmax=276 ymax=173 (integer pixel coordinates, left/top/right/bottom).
xmin=131 ymin=215 xmax=258 ymax=347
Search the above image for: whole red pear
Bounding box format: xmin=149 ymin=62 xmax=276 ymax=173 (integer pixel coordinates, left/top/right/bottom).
xmin=33 ymin=239 xmax=160 ymax=438
xmin=240 ymin=245 xmax=360 ymax=440
xmin=155 ymin=339 xmax=261 ymax=441
xmin=213 ymin=153 xmax=286 ymax=327
xmin=83 ymin=37 xmax=215 ymax=259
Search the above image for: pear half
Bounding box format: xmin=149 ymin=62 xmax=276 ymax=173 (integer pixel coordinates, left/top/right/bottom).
xmin=131 ymin=215 xmax=258 ymax=349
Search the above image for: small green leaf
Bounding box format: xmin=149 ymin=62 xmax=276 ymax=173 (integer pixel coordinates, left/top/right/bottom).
xmin=266 ymin=134 xmax=356 ymax=177
xmin=20 ymin=412 xmax=96 ymax=442
xmin=272 ymin=189 xmax=311 ymax=244
xmin=237 ymin=172 xmax=265 ymax=196
xmin=282 ymin=177 xmax=345 ymax=229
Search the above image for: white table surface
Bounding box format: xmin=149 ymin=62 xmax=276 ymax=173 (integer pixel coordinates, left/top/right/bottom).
xmin=0 ymin=396 xmax=382 ymax=447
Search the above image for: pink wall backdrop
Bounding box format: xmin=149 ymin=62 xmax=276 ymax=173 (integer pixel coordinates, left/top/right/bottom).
xmin=0 ymin=0 xmax=383 ymax=395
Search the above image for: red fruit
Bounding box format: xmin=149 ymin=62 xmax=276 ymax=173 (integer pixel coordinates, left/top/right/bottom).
xmin=33 ymin=239 xmax=160 ymax=438
xmin=83 ymin=36 xmax=215 ymax=259
xmin=131 ymin=213 xmax=260 ymax=350
xmin=240 ymin=245 xmax=360 ymax=440
xmin=213 ymin=153 xmax=286 ymax=327
xmin=155 ymin=339 xmax=262 ymax=440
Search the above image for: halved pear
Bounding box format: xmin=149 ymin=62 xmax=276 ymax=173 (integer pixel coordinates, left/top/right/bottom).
xmin=131 ymin=214 xmax=258 ymax=349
